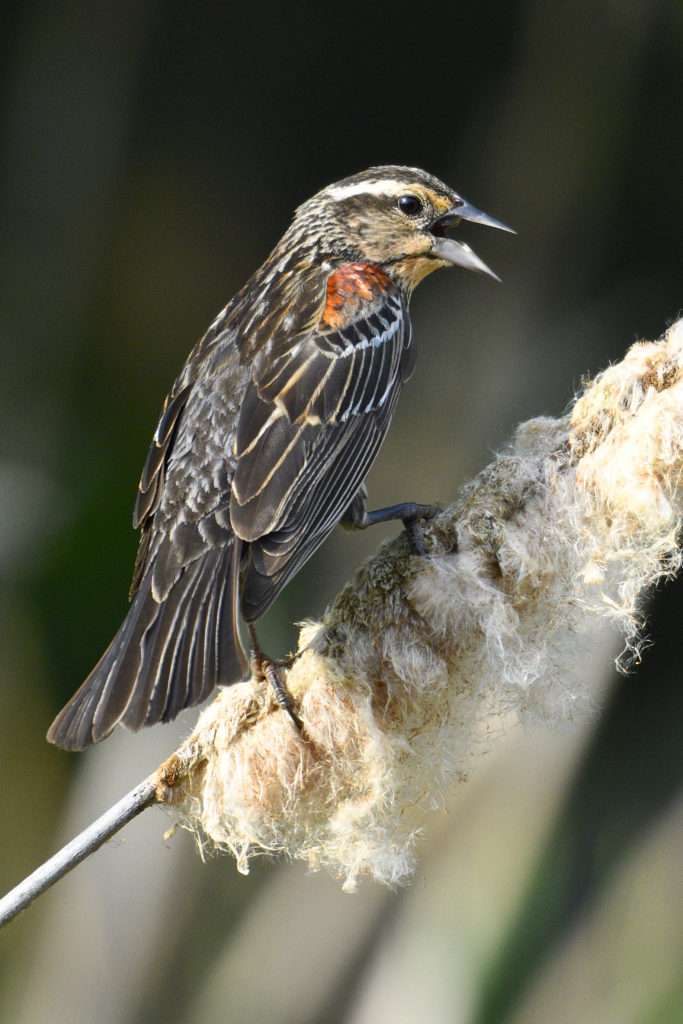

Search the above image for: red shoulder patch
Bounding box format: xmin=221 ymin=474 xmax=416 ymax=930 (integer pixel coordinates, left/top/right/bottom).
xmin=319 ymin=263 xmax=392 ymax=330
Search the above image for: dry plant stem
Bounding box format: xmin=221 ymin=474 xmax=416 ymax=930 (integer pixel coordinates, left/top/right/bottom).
xmin=0 ymin=777 xmax=157 ymax=929
xmin=2 ymin=320 xmax=681 ymax=923
xmin=159 ymin=320 xmax=683 ymax=891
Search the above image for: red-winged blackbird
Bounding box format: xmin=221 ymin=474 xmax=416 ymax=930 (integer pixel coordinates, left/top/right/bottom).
xmin=48 ymin=166 xmax=511 ymax=750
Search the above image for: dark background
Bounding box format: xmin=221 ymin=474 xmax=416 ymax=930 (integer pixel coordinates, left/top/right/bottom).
xmin=1 ymin=2 xmax=681 ymax=1022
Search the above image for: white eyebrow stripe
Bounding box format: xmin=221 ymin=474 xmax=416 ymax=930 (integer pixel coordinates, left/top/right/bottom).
xmin=325 ymin=179 xmax=408 ymax=201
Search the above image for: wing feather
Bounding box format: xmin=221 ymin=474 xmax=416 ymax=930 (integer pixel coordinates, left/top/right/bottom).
xmin=134 ymin=384 xmax=192 ymax=529
xmin=233 ymin=283 xmax=413 ymax=621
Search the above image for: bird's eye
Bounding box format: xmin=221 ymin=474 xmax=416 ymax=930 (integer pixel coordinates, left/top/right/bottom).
xmin=398 ymin=194 xmax=423 ymax=217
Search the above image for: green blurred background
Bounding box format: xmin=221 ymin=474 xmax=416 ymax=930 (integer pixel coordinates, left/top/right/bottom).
xmin=1 ymin=1 xmax=681 ymax=1021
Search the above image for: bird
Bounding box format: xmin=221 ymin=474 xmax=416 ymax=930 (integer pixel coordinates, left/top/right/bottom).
xmin=47 ymin=165 xmax=512 ymax=750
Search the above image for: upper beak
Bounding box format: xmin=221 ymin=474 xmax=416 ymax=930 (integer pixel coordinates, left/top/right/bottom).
xmin=430 ymin=199 xmax=514 ymax=281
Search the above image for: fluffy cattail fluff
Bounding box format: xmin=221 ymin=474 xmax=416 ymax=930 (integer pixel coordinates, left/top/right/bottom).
xmin=156 ymin=319 xmax=683 ymax=891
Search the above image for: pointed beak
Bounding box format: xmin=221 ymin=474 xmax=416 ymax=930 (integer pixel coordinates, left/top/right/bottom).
xmin=430 ymin=199 xmax=514 ymax=281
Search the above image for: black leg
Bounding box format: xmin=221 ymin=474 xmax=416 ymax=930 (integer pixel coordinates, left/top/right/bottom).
xmin=360 ymin=501 xmax=438 ymax=529
xmin=342 ymin=498 xmax=438 ymax=555
xmin=247 ymin=623 xmax=302 ymax=730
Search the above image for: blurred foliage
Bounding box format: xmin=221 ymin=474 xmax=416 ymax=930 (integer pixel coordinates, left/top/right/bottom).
xmin=0 ymin=1 xmax=681 ymax=1021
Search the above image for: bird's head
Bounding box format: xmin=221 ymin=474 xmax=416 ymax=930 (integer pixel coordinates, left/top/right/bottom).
xmin=292 ymin=166 xmax=513 ymax=294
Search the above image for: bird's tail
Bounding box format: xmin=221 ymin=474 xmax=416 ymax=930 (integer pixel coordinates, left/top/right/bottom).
xmin=47 ymin=542 xmax=247 ymax=751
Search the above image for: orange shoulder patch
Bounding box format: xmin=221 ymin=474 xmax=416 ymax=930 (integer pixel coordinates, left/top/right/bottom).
xmin=319 ymin=263 xmax=392 ymax=330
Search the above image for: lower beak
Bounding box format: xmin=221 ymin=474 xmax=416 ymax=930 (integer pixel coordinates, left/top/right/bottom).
xmin=430 ymin=200 xmax=514 ymax=281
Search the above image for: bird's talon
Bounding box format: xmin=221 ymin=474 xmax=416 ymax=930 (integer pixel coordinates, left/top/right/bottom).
xmin=249 ymin=630 xmax=301 ymax=730
xmin=264 ymin=661 xmax=302 ymax=730
xmin=402 ymin=502 xmax=438 ymax=556
xmin=404 ymin=516 xmax=428 ymax=556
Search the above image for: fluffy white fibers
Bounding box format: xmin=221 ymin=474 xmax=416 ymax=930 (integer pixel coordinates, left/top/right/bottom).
xmin=158 ymin=320 xmax=683 ymax=890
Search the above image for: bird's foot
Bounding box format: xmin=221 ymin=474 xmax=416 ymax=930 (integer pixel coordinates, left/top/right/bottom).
xmin=401 ymin=504 xmax=438 ymax=556
xmin=344 ymin=499 xmax=439 ymax=556
xmin=248 ymin=625 xmax=302 ymax=730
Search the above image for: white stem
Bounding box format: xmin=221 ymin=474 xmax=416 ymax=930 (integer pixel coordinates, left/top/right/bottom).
xmin=0 ymin=777 xmax=157 ymax=929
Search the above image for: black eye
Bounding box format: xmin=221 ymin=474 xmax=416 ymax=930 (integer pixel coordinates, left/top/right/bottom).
xmin=398 ymin=194 xmax=423 ymax=216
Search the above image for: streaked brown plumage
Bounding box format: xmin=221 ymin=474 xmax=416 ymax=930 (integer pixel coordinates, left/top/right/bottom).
xmin=48 ymin=166 xmax=511 ymax=750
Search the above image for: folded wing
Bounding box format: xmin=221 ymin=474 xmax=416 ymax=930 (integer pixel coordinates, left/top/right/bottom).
xmin=231 ymin=278 xmax=414 ymax=622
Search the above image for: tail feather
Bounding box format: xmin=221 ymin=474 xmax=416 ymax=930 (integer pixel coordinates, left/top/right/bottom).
xmin=133 ymin=556 xmax=206 ymax=729
xmin=47 ymin=542 xmax=248 ymax=751
xmin=47 ymin=574 xmax=159 ymax=750
xmin=150 ymin=564 xmax=205 ymax=724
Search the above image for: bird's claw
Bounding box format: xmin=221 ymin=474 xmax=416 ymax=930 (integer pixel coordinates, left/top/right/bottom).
xmin=402 ymin=504 xmax=437 ymax=556
xmin=250 ymin=643 xmax=302 ymax=730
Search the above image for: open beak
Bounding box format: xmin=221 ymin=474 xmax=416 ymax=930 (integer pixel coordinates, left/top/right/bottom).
xmin=430 ymin=199 xmax=514 ymax=281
